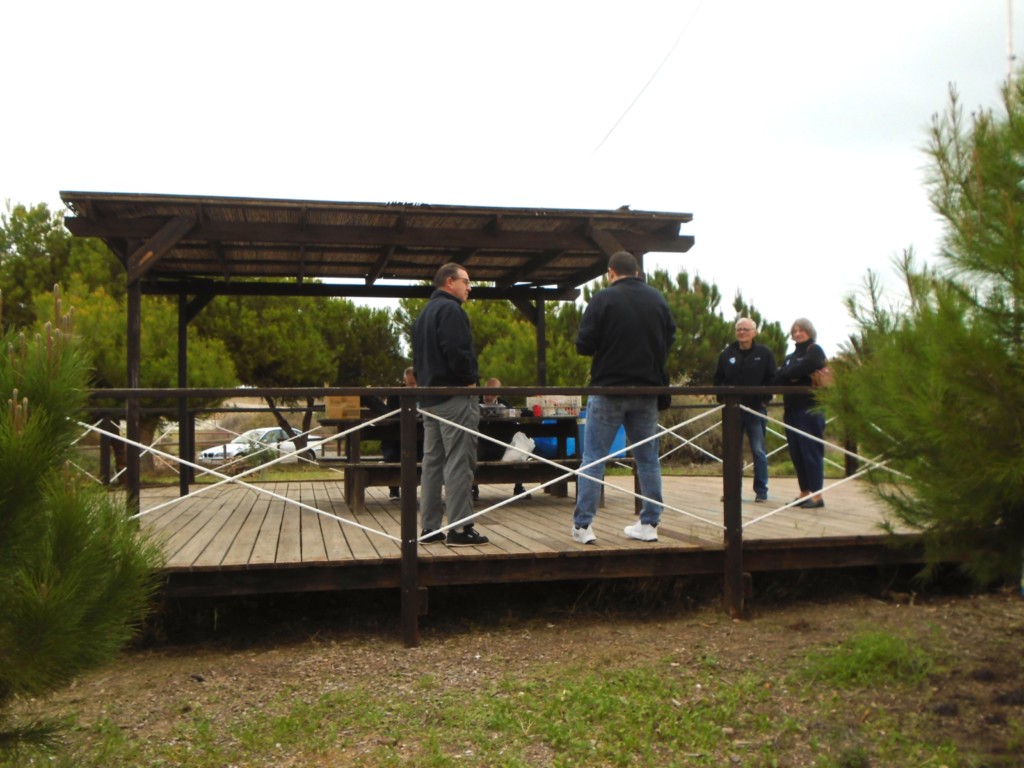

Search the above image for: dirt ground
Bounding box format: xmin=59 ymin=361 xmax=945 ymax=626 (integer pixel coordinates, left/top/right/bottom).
xmin=21 ymin=570 xmax=1024 ymax=765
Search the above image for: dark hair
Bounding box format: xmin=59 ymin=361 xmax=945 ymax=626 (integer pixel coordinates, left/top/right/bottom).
xmin=609 ymin=250 xmax=639 ymax=276
xmin=433 ymin=262 xmax=466 ymax=288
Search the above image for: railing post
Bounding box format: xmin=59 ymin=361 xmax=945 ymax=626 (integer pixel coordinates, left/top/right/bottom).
xmin=721 ymin=395 xmax=746 ymax=618
xmin=126 ymin=283 xmax=142 ymax=515
xmin=177 ymin=293 xmax=193 ymax=496
xmin=844 ymin=434 xmax=859 ymax=477
xmin=99 ymin=414 xmax=113 ymax=485
xmin=399 ymin=391 xmax=421 ymax=647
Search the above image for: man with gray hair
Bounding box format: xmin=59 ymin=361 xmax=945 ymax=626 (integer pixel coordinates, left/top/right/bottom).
xmin=713 ymin=317 xmax=777 ymax=502
xmin=412 ymin=263 xmax=488 ymax=546
xmin=572 ymin=250 xmax=676 ymax=544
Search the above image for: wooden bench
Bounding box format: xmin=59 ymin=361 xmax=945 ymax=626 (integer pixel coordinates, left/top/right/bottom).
xmin=337 ymin=458 xmax=582 ymax=513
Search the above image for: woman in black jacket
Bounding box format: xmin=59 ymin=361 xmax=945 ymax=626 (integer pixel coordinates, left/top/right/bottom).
xmin=774 ymin=318 xmax=828 ymax=508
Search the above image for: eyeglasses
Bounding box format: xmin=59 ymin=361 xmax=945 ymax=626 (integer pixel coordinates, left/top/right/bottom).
xmin=453 ymin=276 xmax=471 ymax=286
xmin=735 ymin=327 xmax=755 ymax=333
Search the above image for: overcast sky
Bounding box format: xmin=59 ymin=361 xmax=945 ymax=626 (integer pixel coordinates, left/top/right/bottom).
xmin=2 ymin=1 xmax=1018 ymax=354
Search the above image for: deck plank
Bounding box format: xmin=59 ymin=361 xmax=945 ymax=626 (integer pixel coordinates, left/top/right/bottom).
xmin=249 ymin=494 xmax=284 ymax=566
xmin=321 ymin=480 xmax=386 ymax=562
xmin=191 ymin=491 xmax=260 ymax=568
xmin=161 ymin=488 xmax=241 ymax=567
xmin=274 ymin=483 xmax=303 ymax=564
xmin=297 ymin=483 xmax=329 ymax=564
xmin=309 ymin=481 xmax=353 ymax=562
xmin=146 ymin=474 xmax=916 ymax=590
xmin=222 ymin=492 xmax=267 ymax=567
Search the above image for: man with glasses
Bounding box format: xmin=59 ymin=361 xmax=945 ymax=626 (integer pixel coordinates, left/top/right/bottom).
xmin=412 ymin=263 xmax=489 ymax=546
xmin=713 ymin=318 xmax=777 ymax=502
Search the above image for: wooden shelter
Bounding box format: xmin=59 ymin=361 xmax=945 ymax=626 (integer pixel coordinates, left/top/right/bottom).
xmin=59 ymin=191 xmax=695 ymax=501
xmin=55 ymin=193 xmax=932 ymax=645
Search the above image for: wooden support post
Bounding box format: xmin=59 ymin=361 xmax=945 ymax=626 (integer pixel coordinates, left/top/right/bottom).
xmin=178 ymin=291 xmax=192 ymax=495
xmin=721 ymin=396 xmax=746 ymax=619
xmin=99 ymin=415 xmax=113 ymax=485
xmin=844 ymin=435 xmax=860 ymax=477
xmin=535 ymin=297 xmax=547 ymax=386
xmin=126 ymin=281 xmax=141 ymax=516
xmin=399 ymin=392 xmax=421 ymax=647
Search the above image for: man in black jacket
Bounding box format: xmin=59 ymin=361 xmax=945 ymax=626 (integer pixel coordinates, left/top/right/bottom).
xmin=713 ymin=318 xmax=777 ymax=502
xmin=572 ymin=250 xmax=675 ymax=545
xmin=412 ymin=263 xmax=488 ymax=547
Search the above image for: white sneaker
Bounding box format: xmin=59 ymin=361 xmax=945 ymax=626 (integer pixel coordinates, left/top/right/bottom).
xmin=572 ymin=525 xmax=597 ymax=544
xmin=623 ymin=521 xmax=658 ymax=541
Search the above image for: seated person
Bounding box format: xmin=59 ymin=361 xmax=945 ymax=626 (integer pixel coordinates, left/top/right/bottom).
xmin=480 ymin=376 xmax=514 ymax=414
xmin=365 ymin=367 xmax=421 ymax=500
xmin=474 ymin=377 xmax=529 ymax=500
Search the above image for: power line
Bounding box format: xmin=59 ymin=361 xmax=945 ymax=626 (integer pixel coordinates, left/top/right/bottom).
xmin=592 ymin=1 xmax=704 ymax=155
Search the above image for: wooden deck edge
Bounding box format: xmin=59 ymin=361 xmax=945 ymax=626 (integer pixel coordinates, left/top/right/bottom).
xmin=158 ymin=534 xmax=932 ymax=598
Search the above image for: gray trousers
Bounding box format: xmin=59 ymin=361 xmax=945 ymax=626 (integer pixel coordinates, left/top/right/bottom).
xmin=419 ymin=394 xmax=479 ymax=532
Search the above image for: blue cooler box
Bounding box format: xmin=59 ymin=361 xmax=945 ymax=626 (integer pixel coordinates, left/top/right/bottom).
xmin=575 ymin=407 xmax=627 ymax=459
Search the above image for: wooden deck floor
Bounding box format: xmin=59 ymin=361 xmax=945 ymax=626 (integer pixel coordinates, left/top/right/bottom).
xmin=140 ymin=474 xmax=921 ymax=598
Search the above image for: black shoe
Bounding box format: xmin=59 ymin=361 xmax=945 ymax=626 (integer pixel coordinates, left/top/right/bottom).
xmin=420 ymin=529 xmax=445 ymax=543
xmin=800 ymin=499 xmax=825 ymax=509
xmin=471 ymin=485 xmax=480 ymax=500
xmin=389 ymin=487 xmax=401 ymax=500
xmin=446 ymin=525 xmax=489 ymax=546
xmin=513 ymin=483 xmax=531 ymax=498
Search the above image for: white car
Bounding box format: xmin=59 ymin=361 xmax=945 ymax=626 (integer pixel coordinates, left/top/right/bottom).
xmin=199 ymin=426 xmax=324 ymax=465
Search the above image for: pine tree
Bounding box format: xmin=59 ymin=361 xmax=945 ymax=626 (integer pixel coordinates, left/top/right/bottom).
xmin=829 ymin=78 xmax=1024 ymax=583
xmin=0 ymin=290 xmax=164 ymax=759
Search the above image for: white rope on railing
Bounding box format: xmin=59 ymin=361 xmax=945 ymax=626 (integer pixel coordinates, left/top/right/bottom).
xmin=70 ymin=418 xmax=179 ymax=485
xmin=420 ymin=403 xmax=728 ymax=532
xmin=67 ymin=419 xmax=106 ymax=483
xmin=72 ymin=418 xmax=103 ymax=447
xmin=742 ymin=459 xmax=894 ymax=529
xmin=146 ymin=429 xmax=181 ymax=475
xmin=658 ymin=417 xmax=723 ymax=464
xmin=730 ymin=404 xmax=911 ymax=529
xmin=74 ymin=419 xmax=401 ymax=543
xmin=744 ymin=405 xmax=909 ymax=479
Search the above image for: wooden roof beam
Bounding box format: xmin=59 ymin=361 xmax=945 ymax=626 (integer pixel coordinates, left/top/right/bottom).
xmin=66 ymin=218 xmax=693 ymax=256
xmin=485 ymin=214 xmax=503 ymax=235
xmin=587 ymin=226 xmax=626 ymax=259
xmin=140 ymin=278 xmax=579 ymax=302
xmin=511 ymin=298 xmax=538 ymax=324
xmin=514 ymin=249 xmax=566 ymax=284
xmin=367 ymin=245 xmax=395 ymax=285
xmin=126 ymin=215 xmax=196 ymax=284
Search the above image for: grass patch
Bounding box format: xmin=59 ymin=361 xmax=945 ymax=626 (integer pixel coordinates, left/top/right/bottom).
xmin=43 ymin=640 xmax=971 ymax=768
xmin=794 ymin=629 xmax=936 ymax=688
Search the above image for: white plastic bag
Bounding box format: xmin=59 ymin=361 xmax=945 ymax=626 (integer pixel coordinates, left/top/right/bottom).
xmin=501 ymin=431 xmax=535 ymax=462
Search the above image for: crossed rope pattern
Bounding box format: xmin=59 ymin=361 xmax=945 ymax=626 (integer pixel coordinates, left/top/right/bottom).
xmin=68 ymin=399 xmax=901 ymax=544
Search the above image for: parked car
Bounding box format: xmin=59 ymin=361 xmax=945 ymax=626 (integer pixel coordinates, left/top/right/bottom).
xmin=198 ymin=426 xmax=324 ymax=465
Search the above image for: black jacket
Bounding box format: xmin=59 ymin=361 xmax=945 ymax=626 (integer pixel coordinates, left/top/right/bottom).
xmin=774 ymin=339 xmax=827 ymax=411
xmin=412 ymin=289 xmax=479 ymax=406
xmin=713 ymin=341 xmax=777 ymax=409
xmin=575 ymin=277 xmax=676 ymax=387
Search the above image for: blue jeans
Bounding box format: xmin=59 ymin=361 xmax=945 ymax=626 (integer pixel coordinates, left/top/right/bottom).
xmin=742 ymin=408 xmax=769 ymax=496
xmin=420 ymin=395 xmax=479 ymax=531
xmin=573 ymin=395 xmax=663 ymax=528
xmin=784 ymin=408 xmax=825 ymax=493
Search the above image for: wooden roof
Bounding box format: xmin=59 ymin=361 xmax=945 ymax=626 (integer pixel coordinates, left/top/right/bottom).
xmin=60 ymin=191 xmax=694 ymax=301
